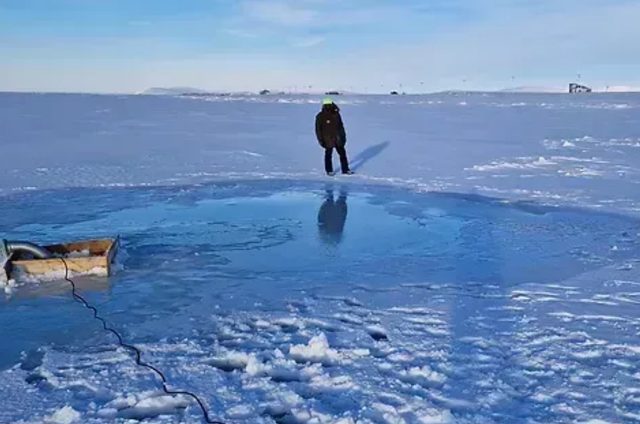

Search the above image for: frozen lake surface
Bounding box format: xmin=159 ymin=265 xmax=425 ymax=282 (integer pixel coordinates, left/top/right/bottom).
xmin=2 ymin=93 xmax=640 ymax=423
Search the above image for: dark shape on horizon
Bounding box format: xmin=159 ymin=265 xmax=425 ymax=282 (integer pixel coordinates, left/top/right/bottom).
xmin=325 ymin=91 xmax=341 ymax=95
xmin=569 ymin=83 xmax=592 ymax=93
xmin=260 ymin=89 xmax=270 ymax=95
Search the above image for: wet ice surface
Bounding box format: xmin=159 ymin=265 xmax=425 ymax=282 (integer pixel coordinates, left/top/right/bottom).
xmin=2 ymin=181 xmax=640 ymax=423
xmin=3 ymin=92 xmax=640 ymax=215
xmin=2 ymin=92 xmax=640 ymax=423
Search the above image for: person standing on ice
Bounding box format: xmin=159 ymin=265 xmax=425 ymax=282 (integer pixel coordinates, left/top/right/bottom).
xmin=315 ymin=98 xmax=353 ymax=175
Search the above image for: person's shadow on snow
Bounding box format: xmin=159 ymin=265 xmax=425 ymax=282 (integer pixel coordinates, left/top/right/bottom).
xmin=317 ymin=189 xmax=348 ymax=247
xmin=350 ymin=141 xmax=390 ymax=171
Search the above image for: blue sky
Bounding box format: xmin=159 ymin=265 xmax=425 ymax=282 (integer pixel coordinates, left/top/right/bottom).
xmin=1 ymin=0 xmax=639 ymax=93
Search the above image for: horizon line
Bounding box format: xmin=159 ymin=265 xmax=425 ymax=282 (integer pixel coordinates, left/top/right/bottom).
xmin=2 ymin=88 xmax=640 ymax=96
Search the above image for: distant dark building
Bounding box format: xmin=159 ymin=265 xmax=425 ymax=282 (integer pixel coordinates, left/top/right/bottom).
xmin=325 ymin=91 xmax=341 ymax=95
xmin=259 ymin=89 xmax=270 ymax=95
xmin=390 ymin=91 xmax=399 ymax=95
xmin=569 ymin=83 xmax=592 ymax=93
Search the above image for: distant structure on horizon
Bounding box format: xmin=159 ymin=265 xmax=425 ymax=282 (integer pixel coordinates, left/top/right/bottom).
xmin=569 ymin=83 xmax=592 ymax=93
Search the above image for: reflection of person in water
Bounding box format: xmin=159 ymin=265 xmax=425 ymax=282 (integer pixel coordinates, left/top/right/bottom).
xmin=317 ymin=189 xmax=348 ymax=246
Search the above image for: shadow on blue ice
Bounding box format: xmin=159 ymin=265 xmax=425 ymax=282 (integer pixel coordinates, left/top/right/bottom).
xmin=317 ymin=187 xmax=348 ymax=248
xmin=350 ymin=141 xmax=390 ymax=171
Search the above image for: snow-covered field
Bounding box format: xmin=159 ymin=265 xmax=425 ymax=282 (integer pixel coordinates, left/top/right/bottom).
xmin=1 ymin=92 xmax=640 ymax=423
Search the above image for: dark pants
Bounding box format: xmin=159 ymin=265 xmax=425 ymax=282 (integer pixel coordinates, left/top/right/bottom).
xmin=325 ymin=145 xmax=350 ymax=174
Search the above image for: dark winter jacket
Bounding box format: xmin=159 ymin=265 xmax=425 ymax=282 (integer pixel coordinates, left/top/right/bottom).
xmin=315 ymin=104 xmax=347 ymax=149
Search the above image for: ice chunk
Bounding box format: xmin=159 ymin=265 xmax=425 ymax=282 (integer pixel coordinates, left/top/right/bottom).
xmin=366 ymin=325 xmax=389 ymax=341
xmin=44 ymin=406 xmax=81 ymax=424
xmin=289 ymin=333 xmax=341 ymax=365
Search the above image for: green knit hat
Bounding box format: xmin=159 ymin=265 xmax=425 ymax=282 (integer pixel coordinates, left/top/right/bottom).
xmin=322 ymin=97 xmax=334 ymax=105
